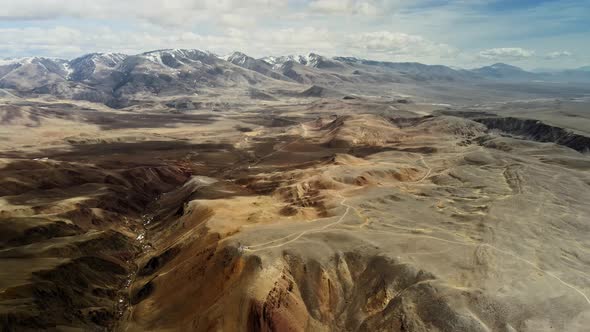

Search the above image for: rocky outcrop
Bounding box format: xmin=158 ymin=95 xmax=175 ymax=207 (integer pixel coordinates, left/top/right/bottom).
xmin=475 ymin=117 xmax=590 ymax=153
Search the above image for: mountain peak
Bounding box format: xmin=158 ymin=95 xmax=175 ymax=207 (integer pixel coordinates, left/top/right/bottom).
xmin=223 ymin=51 xmax=252 ymax=65
xmin=0 ymin=56 xmax=65 ymax=67
xmin=470 ymin=62 xmax=538 ymax=80
xmin=138 ymin=49 xmax=216 ymax=68
xmin=489 ymin=63 xmax=524 ymax=71
xmin=260 ymin=53 xmax=333 ymax=69
xmin=141 ymin=49 xmax=211 ymax=58
xmin=70 ymin=52 xmax=127 ymax=67
xmin=229 ymin=51 xmax=247 ymax=57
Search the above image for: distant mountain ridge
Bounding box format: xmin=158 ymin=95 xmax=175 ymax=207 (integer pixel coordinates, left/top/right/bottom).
xmin=471 ymin=63 xmax=537 ymax=80
xmin=1 ymin=49 xmax=589 ymax=107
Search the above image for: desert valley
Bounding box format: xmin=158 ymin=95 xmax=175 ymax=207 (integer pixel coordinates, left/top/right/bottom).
xmin=0 ymin=49 xmax=590 ymax=331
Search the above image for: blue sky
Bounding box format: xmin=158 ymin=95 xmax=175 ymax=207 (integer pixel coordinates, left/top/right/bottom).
xmin=0 ymin=0 xmax=587 ymax=69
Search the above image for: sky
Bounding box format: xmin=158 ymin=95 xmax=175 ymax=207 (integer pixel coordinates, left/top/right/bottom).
xmin=0 ymin=0 xmax=588 ymax=69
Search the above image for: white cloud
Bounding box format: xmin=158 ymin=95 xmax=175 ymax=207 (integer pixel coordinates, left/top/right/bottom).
xmin=478 ymin=47 xmax=536 ymax=61
xmin=545 ymin=50 xmax=572 ymax=59
xmin=308 ymin=0 xmax=381 ymax=15
xmin=0 ymin=25 xmax=329 ymax=59
xmin=0 ymin=26 xmax=216 ymax=58
xmin=220 ymin=14 xmax=257 ymax=27
xmin=350 ymin=31 xmax=458 ymax=58
xmin=306 ymin=0 xmax=442 ymax=16
xmin=0 ymin=0 xmax=289 ymax=27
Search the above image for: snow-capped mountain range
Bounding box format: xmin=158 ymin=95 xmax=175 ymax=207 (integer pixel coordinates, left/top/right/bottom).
xmin=1 ymin=49 xmax=589 ymax=107
xmin=261 ymin=53 xmax=326 ymax=69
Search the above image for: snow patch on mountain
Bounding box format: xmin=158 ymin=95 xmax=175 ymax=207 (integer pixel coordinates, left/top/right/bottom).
xmin=0 ymin=57 xmax=66 ymax=67
xmin=224 ymin=52 xmax=250 ymax=66
xmin=261 ymin=53 xmax=329 ymax=69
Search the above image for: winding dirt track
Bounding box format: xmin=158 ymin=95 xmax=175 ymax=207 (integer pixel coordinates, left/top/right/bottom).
xmin=243 ymin=152 xmax=432 ymax=253
xmin=244 ymin=194 xmax=352 ymax=253
xmin=242 ymin=151 xmax=590 ymax=306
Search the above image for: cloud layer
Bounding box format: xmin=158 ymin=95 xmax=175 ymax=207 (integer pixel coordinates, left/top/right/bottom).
xmin=479 ymin=48 xmax=536 ymax=61
xmin=0 ymin=0 xmax=288 ymax=26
